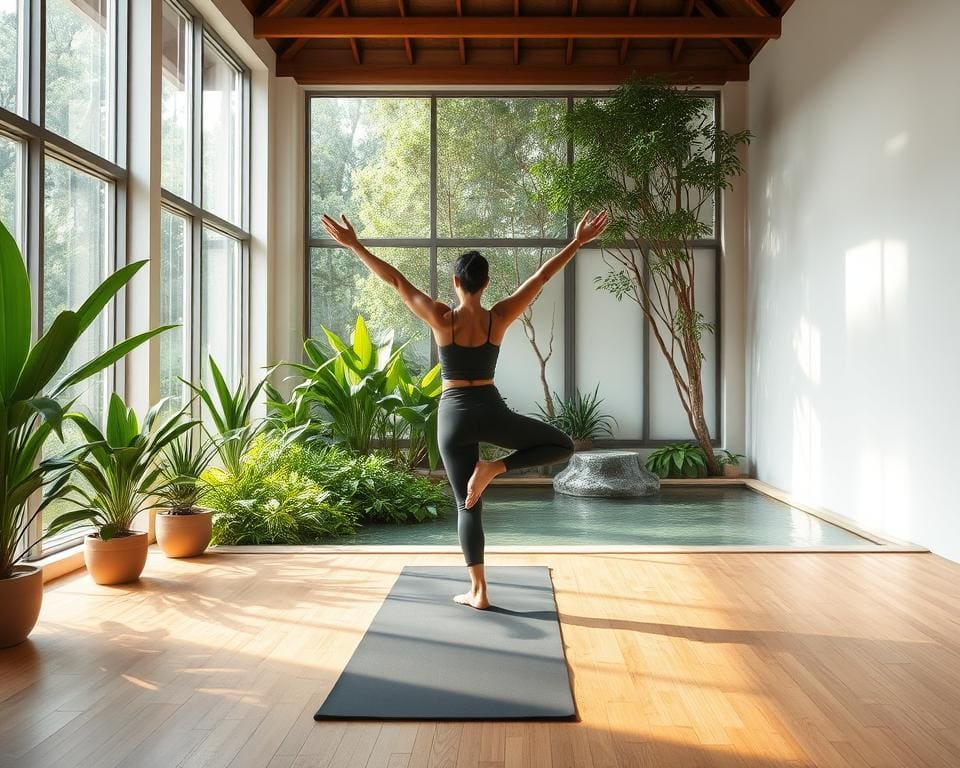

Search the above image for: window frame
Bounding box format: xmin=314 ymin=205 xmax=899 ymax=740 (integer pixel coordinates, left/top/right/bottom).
xmin=0 ymin=0 xmax=128 ymax=557
xmin=160 ymin=0 xmax=251 ymax=410
xmin=304 ymin=90 xmax=722 ymax=448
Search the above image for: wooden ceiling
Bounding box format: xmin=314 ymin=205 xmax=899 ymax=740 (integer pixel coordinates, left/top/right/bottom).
xmin=244 ymin=0 xmax=795 ymax=85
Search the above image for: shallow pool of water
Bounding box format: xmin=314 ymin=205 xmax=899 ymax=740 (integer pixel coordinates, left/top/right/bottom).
xmin=333 ymin=486 xmax=873 ymax=547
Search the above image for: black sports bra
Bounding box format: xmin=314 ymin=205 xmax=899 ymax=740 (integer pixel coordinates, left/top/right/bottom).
xmin=437 ymin=308 xmax=501 ymax=381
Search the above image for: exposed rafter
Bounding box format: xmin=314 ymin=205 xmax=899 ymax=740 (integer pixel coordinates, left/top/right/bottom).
xmin=566 ymin=0 xmax=578 ymax=65
xmin=455 ymin=0 xmax=466 ymax=65
xmin=672 ymin=0 xmax=697 ymax=64
xmin=255 ymin=16 xmax=782 ymax=39
xmin=513 ymin=0 xmax=520 ymax=65
xmin=619 ymin=0 xmax=637 ymax=65
xmin=340 ymin=0 xmax=360 ymax=65
xmin=278 ymin=0 xmax=340 ymax=63
xmin=693 ymin=0 xmax=751 ymax=62
xmin=398 ymin=0 xmax=413 ymax=65
xmin=276 ymin=62 xmax=750 ymax=85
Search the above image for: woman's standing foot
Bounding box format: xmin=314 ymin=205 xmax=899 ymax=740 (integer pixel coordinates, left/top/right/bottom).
xmin=453 ymin=589 xmax=490 ymax=610
xmin=464 ymin=459 xmax=506 ymax=509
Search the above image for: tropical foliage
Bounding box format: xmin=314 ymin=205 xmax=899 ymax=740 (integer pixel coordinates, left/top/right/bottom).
xmin=0 ymin=220 xmax=171 ymax=577
xmin=154 ymin=430 xmax=218 ymax=514
xmin=645 ymin=442 xmax=709 ymax=479
xmin=45 ymin=395 xmax=195 ymax=540
xmin=533 ymin=75 xmax=750 ymax=473
xmin=535 ymin=384 xmax=618 ymax=441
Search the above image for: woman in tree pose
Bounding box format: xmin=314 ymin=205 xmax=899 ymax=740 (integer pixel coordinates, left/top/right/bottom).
xmin=321 ymin=209 xmax=610 ymax=609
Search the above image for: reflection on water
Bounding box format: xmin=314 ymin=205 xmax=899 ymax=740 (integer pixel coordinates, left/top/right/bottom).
xmin=332 ymin=487 xmax=872 ymax=547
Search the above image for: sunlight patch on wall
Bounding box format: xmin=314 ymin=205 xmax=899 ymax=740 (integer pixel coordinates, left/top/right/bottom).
xmin=844 ymin=239 xmax=908 ymax=331
xmin=790 ymin=393 xmax=822 ymax=504
xmin=792 ymin=315 xmax=821 ymax=387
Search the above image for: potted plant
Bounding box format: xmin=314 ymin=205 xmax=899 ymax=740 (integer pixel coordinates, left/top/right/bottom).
xmin=645 ymin=442 xmax=708 ymax=479
xmin=0 ymin=220 xmax=170 ymax=646
xmin=47 ymin=395 xmax=195 ymax=585
xmin=154 ymin=430 xmax=217 ymax=558
xmin=717 ymin=450 xmax=746 ymax=478
xmin=536 ymin=384 xmax=618 ymax=452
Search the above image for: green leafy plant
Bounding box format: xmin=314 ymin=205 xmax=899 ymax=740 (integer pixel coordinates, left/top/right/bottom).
xmin=716 ymin=449 xmax=745 ymax=467
xmin=533 ymin=75 xmax=751 ymax=475
xmin=377 ymin=353 xmax=443 ymax=470
xmin=0 ymin=220 xmax=173 ymax=577
xmin=277 ymin=315 xmax=413 ymax=455
xmin=184 ymin=356 xmax=267 ymax=476
xmin=46 ymin=395 xmax=196 ymax=541
xmin=535 ymin=383 xmax=618 ymax=441
xmin=154 ymin=430 xmax=218 ymax=514
xmin=645 ymin=442 xmax=708 ymax=479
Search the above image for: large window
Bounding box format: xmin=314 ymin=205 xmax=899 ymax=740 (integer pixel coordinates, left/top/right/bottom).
xmin=1 ymin=0 xmax=124 ymax=552
xmin=160 ymin=0 xmax=249 ymax=397
xmin=307 ymin=93 xmax=721 ymax=444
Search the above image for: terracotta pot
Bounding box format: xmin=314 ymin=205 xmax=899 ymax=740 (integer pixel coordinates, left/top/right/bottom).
xmin=0 ymin=565 xmax=43 ymax=648
xmin=722 ymin=463 xmax=742 ymax=478
xmin=155 ymin=509 xmax=212 ymax=558
xmin=84 ymin=531 xmax=148 ymax=585
xmin=572 ymin=438 xmax=594 ymax=452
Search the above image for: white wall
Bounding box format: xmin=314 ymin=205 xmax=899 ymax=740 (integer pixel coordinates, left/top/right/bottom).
xmin=747 ymin=0 xmax=960 ymax=559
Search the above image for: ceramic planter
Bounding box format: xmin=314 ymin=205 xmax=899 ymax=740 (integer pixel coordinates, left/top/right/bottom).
xmin=155 ymin=509 xmax=212 ymax=558
xmin=0 ymin=565 xmax=43 ymax=648
xmin=572 ymin=438 xmax=594 ymax=452
xmin=722 ymin=463 xmax=742 ymax=478
xmin=84 ymin=531 xmax=148 ymax=585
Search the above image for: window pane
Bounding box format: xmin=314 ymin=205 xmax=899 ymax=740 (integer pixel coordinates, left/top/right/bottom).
xmin=309 ymin=247 xmax=431 ymax=376
xmin=0 ymin=0 xmax=23 ymax=114
xmin=309 ymin=98 xmax=430 ymax=239
xmin=436 ymin=98 xmax=567 ymax=239
xmin=0 ymin=133 xmax=22 ymax=245
xmin=437 ymin=247 xmax=564 ymax=417
xmin=42 ymin=157 xmax=109 ymax=535
xmin=161 ymin=1 xmax=191 ymax=198
xmin=160 ymin=208 xmax=189 ymax=408
xmin=201 ymin=42 xmax=241 ymax=225
xmin=45 ymin=0 xmax=112 ymax=158
xmin=201 ymin=228 xmax=241 ymax=388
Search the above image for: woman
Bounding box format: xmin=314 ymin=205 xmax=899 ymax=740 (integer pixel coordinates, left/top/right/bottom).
xmin=320 ymin=209 xmax=610 ymax=609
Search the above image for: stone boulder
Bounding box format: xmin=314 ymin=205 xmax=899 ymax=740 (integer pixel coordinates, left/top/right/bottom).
xmin=552 ymin=450 xmax=661 ymax=498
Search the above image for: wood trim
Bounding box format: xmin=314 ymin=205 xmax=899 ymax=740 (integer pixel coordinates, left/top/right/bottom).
xmin=255 ymin=16 xmax=782 ymax=40
xmin=278 ymin=62 xmax=751 ymax=84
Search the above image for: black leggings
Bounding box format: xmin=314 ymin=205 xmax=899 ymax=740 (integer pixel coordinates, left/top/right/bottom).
xmin=437 ymin=384 xmax=575 ymax=566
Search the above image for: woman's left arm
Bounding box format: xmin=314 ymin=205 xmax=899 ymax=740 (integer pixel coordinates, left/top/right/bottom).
xmin=321 ymin=213 xmax=445 ymax=324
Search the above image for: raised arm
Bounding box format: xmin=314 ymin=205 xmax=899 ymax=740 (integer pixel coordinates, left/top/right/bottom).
xmin=321 ymin=213 xmax=447 ymax=326
xmin=493 ymin=210 xmax=609 ymax=324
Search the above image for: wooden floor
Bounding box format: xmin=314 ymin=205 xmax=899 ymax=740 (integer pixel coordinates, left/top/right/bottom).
xmin=3 ymin=549 xmax=960 ymax=768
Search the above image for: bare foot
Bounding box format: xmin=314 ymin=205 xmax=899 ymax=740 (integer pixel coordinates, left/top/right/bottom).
xmin=464 ymin=460 xmax=504 ymax=509
xmin=453 ymin=591 xmax=490 ymax=610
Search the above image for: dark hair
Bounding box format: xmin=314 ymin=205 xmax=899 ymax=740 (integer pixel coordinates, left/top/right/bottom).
xmin=453 ymin=250 xmax=489 ymax=294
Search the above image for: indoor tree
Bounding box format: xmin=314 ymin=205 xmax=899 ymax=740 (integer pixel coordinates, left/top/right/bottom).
xmin=533 ymin=76 xmax=750 ymax=475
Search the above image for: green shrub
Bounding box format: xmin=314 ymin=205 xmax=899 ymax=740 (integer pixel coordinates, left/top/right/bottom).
xmin=203 ymin=449 xmax=357 ymax=545
xmin=645 ymin=442 xmax=708 ymax=479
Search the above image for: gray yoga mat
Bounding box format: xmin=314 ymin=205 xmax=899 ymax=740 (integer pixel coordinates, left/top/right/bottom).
xmin=314 ymin=565 xmax=576 ymax=720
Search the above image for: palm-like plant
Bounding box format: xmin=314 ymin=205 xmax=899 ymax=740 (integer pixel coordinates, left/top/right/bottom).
xmin=535 ymin=384 xmax=618 ymax=441
xmin=0 ymin=220 xmax=173 ymax=578
xmin=154 ymin=430 xmax=217 ymax=514
xmin=184 ymin=356 xmax=267 ymax=476
xmin=379 ymin=353 xmax=443 ymax=470
xmin=46 ymin=395 xmax=196 ymax=540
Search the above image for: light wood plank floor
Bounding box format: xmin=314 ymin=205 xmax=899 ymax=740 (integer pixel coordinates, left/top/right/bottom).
xmin=2 ymin=549 xmax=960 ymax=767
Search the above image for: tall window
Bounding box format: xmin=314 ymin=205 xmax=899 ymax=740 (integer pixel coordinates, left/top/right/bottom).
xmin=0 ymin=0 xmax=124 ymax=553
xmin=307 ymin=93 xmax=721 ymax=444
xmin=160 ymin=0 xmax=249 ymax=401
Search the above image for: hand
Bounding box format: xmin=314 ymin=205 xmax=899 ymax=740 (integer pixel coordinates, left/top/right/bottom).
xmin=321 ymin=213 xmax=360 ymax=248
xmin=574 ymin=209 xmax=609 ymax=245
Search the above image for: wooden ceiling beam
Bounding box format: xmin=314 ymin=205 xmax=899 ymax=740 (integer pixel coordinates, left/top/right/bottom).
xmin=748 ymin=0 xmax=790 ymax=61
xmin=693 ymin=0 xmax=750 ymax=62
xmin=672 ymin=0 xmax=696 ymax=64
xmin=455 ymin=0 xmax=466 ymax=64
xmin=277 ymin=62 xmax=750 ymax=84
xmin=618 ymin=0 xmax=637 ymax=65
xmin=566 ymin=0 xmax=578 ymax=65
xmin=513 ymin=0 xmax=519 ymax=65
xmin=255 ymin=16 xmax=782 ymax=40
xmin=258 ymin=0 xmax=297 ymax=16
xmin=398 ymin=0 xmax=413 ymax=64
xmin=339 ymin=0 xmax=361 ymax=64
xmin=278 ymin=0 xmax=341 ymax=63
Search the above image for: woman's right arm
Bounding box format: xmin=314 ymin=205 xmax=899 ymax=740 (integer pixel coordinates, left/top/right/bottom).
xmin=493 ymin=210 xmax=609 ymax=324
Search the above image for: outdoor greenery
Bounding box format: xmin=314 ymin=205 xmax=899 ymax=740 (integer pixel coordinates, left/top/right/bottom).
xmin=203 ymin=438 xmax=447 ymax=545
xmin=0 ymin=219 xmax=170 ymax=577
xmin=47 ymin=395 xmax=195 ymax=541
xmin=535 ymin=384 xmax=618 ymax=442
xmin=533 ymin=75 xmax=749 ymax=471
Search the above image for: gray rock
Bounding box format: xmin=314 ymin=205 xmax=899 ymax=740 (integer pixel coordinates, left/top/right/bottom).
xmin=552 ymin=450 xmax=661 ymax=498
